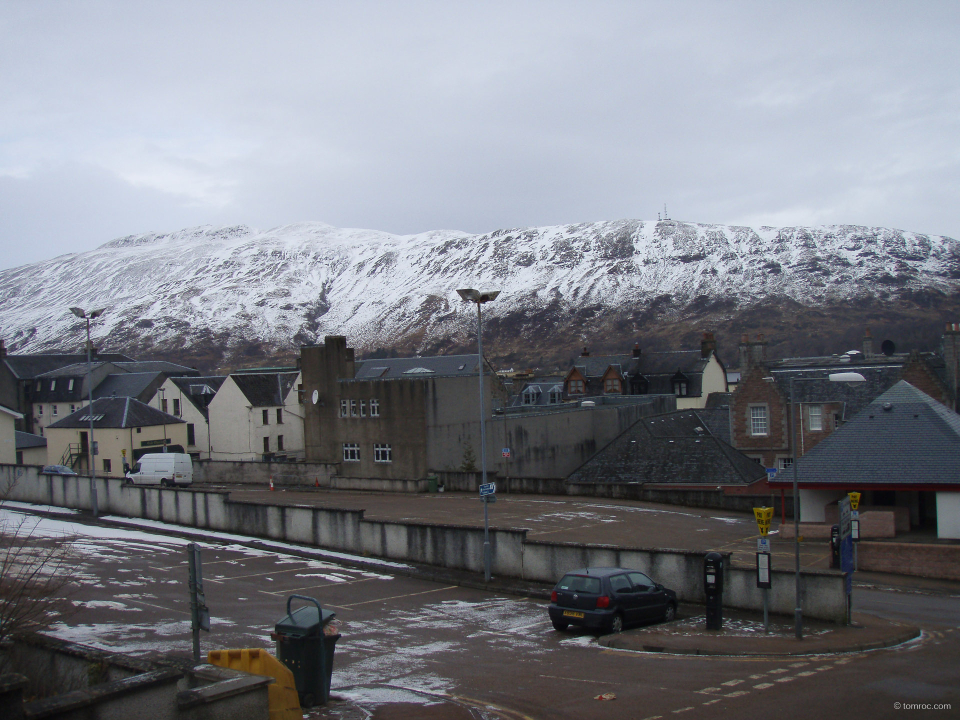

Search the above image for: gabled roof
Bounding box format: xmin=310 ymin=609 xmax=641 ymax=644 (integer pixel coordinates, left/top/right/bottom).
xmin=571 ymin=354 xmax=638 ymax=379
xmin=353 ymin=355 xmax=482 ymax=380
xmin=568 ymin=409 xmax=766 ymax=486
xmin=169 ymin=376 xmax=227 ymax=417
xmin=780 ymin=381 xmax=960 ymax=488
xmin=231 ymin=372 xmax=299 ymax=407
xmin=15 ymin=431 xmax=46 ymax=449
xmin=4 ymin=353 xmax=134 ymax=380
xmin=0 ymin=403 xmax=23 ymax=419
xmin=46 ymin=396 xmax=184 ymax=430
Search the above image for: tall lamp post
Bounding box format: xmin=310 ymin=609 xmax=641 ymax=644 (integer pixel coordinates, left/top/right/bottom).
xmin=776 ymin=370 xmax=865 ymax=640
xmin=157 ymin=387 xmax=168 ymax=452
xmin=457 ymin=288 xmax=500 ymax=582
xmin=69 ymin=307 xmax=105 ymax=518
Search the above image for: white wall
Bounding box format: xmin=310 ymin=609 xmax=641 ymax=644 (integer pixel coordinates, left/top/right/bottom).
xmin=154 ymin=378 xmax=213 ymax=459
xmin=0 ymin=409 xmax=20 ymax=464
xmin=799 ymin=488 xmax=846 ymax=523
xmin=936 ymin=492 xmax=960 ymax=539
xmin=677 ymin=353 xmax=728 ymax=410
xmin=207 ymin=378 xmax=257 ymax=461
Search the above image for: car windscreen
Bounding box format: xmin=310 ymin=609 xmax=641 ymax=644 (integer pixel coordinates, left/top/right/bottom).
xmin=556 ymin=574 xmax=601 ymax=594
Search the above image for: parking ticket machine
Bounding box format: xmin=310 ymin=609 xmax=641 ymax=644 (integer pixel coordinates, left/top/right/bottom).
xmin=704 ymin=552 xmax=724 ymax=630
xmin=830 ymin=524 xmax=841 ymax=569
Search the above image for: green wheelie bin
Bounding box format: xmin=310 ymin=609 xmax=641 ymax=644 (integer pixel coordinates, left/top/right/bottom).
xmin=273 ymin=595 xmax=340 ymax=707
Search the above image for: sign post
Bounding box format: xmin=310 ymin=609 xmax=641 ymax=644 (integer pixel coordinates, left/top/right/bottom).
xmin=753 ymin=507 xmax=774 ymax=632
xmin=848 ymin=492 xmax=861 ymax=571
xmin=838 ymin=497 xmax=854 ymax=624
xmin=187 ymin=543 xmax=210 ymax=664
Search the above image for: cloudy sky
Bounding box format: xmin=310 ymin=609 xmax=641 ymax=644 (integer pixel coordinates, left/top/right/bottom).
xmin=1 ymin=1 xmax=958 ymax=271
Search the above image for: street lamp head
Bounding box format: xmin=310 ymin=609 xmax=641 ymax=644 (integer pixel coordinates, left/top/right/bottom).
xmin=89 ymin=308 xmax=105 ymax=319
xmin=70 ymin=307 xmax=105 ymax=319
xmin=70 ymin=307 xmax=86 ymax=318
xmin=457 ymin=288 xmax=500 ymax=304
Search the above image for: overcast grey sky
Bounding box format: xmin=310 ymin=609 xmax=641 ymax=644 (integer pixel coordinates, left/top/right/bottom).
xmin=1 ymin=1 xmax=958 ymax=271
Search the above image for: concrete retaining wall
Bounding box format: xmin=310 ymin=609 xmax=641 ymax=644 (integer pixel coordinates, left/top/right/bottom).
xmin=858 ymin=541 xmax=960 ymax=581
xmin=194 ymin=459 xmax=339 ymax=486
xmin=0 ymin=464 xmax=847 ymax=622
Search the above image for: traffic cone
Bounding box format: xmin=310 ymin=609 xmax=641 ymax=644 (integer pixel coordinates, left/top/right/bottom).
xmin=269 ymin=476 xmax=274 ymax=491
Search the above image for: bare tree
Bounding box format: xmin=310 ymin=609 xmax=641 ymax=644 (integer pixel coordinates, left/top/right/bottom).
xmin=0 ymin=475 xmax=77 ymax=645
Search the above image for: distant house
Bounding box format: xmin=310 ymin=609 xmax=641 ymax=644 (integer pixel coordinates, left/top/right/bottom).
xmin=729 ymin=327 xmax=958 ymax=488
xmin=44 ymin=397 xmax=185 ymax=476
xmin=151 ymin=376 xmax=227 ymax=459
xmin=772 ymin=381 xmax=960 ymax=539
xmin=0 ymin=403 xmax=23 ymax=465
xmin=562 ymin=333 xmax=728 ymax=409
xmin=509 ymin=376 xmax=566 ymax=408
xmin=15 ymin=431 xmax=47 ymax=466
xmin=208 ymin=371 xmax=303 ymax=462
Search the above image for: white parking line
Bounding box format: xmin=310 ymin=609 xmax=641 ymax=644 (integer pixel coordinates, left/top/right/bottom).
xmin=337 ymin=585 xmax=459 ymax=608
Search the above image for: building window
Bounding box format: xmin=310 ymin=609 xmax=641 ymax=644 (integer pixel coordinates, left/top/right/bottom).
xmin=568 ymin=379 xmax=585 ymax=394
xmin=52 ymin=405 xmax=58 ymax=416
xmin=360 ymin=400 xmax=367 ymax=417
xmin=808 ymin=404 xmax=823 ymax=431
xmin=38 ymin=405 xmax=42 ymax=416
xmin=103 ymin=459 xmax=112 ymax=473
xmin=673 ymin=381 xmax=687 ymax=396
xmin=343 ymin=443 xmax=360 ymax=461
xmin=262 ymin=409 xmax=269 ymax=425
xmin=68 ymin=379 xmax=75 ymax=391
xmin=374 ymin=444 xmax=392 ymax=463
xmin=161 ymin=399 xmax=168 ymax=413
xmin=276 ymin=408 xmax=283 ymax=424
xmin=549 ymin=386 xmax=562 ymax=404
xmin=834 ymin=412 xmax=841 ymax=429
xmin=70 ymin=404 xmax=76 ymax=413
xmin=370 ymin=399 xmax=380 ymax=417
xmin=136 ymin=427 xmax=142 ymax=433
xmin=350 ymin=400 xmax=358 ymax=417
xmin=173 ymin=399 xmax=180 ymax=416
xmin=263 ymin=437 xmax=270 ymax=453
xmin=50 ymin=380 xmax=56 ymax=391
xmin=522 ymin=386 xmax=540 ymax=405
xmin=277 ymin=435 xmax=284 ymax=451
xmin=340 ymin=400 xmax=349 ymax=418
xmin=187 ymin=424 xmax=196 ymax=446
xmin=750 ymin=405 xmax=769 ymax=436
xmin=777 ymin=457 xmax=794 ymax=470
xmin=604 ymin=378 xmax=622 ymax=394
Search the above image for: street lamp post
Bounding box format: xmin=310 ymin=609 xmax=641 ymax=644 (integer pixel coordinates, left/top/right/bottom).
xmin=783 ymin=371 xmax=865 ymax=639
xmin=457 ymin=288 xmax=500 ymax=582
xmin=69 ymin=307 xmax=105 ymax=518
xmin=158 ymin=387 xmax=168 ymax=452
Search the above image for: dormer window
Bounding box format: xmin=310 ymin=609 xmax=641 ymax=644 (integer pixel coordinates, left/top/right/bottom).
xmin=568 ymin=379 xmax=585 ymax=395
xmin=68 ymin=379 xmax=75 ymax=391
xmin=50 ymin=380 xmax=56 ymax=391
xmin=522 ymin=386 xmax=541 ymax=405
xmin=604 ymin=378 xmax=622 ymax=394
xmin=548 ymin=385 xmax=563 ymax=404
xmin=671 ymin=370 xmax=689 ymax=397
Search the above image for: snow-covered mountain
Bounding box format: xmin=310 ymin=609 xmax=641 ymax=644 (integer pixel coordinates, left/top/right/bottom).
xmin=2 ymin=219 xmax=958 ymax=369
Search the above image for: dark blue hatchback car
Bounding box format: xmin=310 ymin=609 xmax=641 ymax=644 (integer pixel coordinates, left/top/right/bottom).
xmin=548 ymin=567 xmax=677 ymax=634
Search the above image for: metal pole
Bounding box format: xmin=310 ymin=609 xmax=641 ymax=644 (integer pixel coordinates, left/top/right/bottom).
xmin=477 ymin=302 xmax=491 ymax=582
xmin=188 ymin=543 xmax=201 ymax=663
xmin=86 ymin=318 xmax=99 ymax=518
xmin=791 ymin=377 xmax=802 ymax=639
xmin=763 ymin=587 xmax=769 ymax=632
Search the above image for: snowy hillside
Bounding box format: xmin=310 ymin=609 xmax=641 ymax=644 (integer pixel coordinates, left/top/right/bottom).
xmin=1 ymin=219 xmax=958 ymax=364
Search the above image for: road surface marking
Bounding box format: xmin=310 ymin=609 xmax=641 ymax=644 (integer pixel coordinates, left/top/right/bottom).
xmin=337 ymin=585 xmax=459 ymax=608
xmin=672 ymin=707 xmax=695 ymax=714
xmin=721 ymin=679 xmax=744 ymax=686
xmin=774 ymin=676 xmax=796 ymax=683
xmin=538 ymin=675 xmax=618 ymax=685
xmin=261 ymin=576 xmax=383 ymax=596
xmin=725 ymin=691 xmax=749 ymax=698
xmin=754 ymin=683 xmax=775 ymax=689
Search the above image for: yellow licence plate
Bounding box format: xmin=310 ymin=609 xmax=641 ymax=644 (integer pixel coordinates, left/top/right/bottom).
xmin=562 ymin=610 xmax=585 ymax=619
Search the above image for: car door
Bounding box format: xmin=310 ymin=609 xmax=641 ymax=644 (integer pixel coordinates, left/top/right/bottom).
xmin=608 ymin=573 xmax=639 ymax=622
xmin=628 ymin=572 xmax=664 ymax=621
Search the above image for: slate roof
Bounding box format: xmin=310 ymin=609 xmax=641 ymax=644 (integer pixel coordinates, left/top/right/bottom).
xmin=353 ymin=355 xmax=482 ymax=380
xmin=764 ymin=365 xmax=906 ymax=419
xmin=568 ymin=409 xmax=767 ymax=486
xmin=93 ymin=372 xmax=164 ymax=402
xmin=776 ymin=380 xmax=960 ymax=489
xmin=169 ymin=376 xmax=227 ymax=418
xmin=45 ymin=396 xmax=184 ymax=430
xmin=2 ymin=353 xmax=134 ymax=380
xmin=1 ymin=403 xmax=23 ymax=419
xmin=509 ymin=376 xmax=566 ymax=407
xmin=569 ymin=349 xmax=714 ymax=397
xmin=231 ymin=372 xmax=299 ymax=407
xmin=15 ymin=431 xmax=46 ymax=449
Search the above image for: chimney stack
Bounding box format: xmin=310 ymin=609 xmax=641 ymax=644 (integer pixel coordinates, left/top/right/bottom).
xmin=632 ymin=343 xmax=641 ymax=359
xmin=738 ymin=333 xmax=767 ymax=373
xmin=863 ymin=327 xmax=874 ymax=358
xmin=943 ymin=323 xmax=960 ymax=412
xmin=0 ymin=339 xmax=6 ymax=359
xmin=701 ymin=332 xmax=717 ymax=359
xmin=581 ymin=347 xmax=590 ymax=357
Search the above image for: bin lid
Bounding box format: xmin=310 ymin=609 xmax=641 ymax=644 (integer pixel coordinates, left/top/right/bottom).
xmin=275 ymin=605 xmax=336 ymax=636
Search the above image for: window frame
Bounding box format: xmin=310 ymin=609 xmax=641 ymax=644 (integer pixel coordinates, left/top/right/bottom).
xmin=749 ymin=404 xmax=769 ymax=437
xmin=370 ymin=399 xmax=380 ymax=417
xmin=568 ymin=379 xmax=585 ymax=395
xmin=340 ymin=400 xmax=349 ymax=418
xmin=277 ymin=435 xmax=284 ymax=451
xmin=342 ymin=443 xmax=360 ymax=462
xmin=374 ymin=443 xmax=392 ymax=463
xmin=262 ymin=408 xmax=269 ymax=425
xmin=276 ymin=408 xmax=283 ymax=424
xmin=808 ymin=404 xmax=823 ymax=431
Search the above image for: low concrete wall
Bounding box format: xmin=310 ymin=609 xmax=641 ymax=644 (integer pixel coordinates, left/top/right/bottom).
xmin=0 ymin=464 xmax=847 ymax=622
xmin=194 ymin=459 xmax=338 ymax=486
xmin=858 ymin=541 xmax=960 ymax=581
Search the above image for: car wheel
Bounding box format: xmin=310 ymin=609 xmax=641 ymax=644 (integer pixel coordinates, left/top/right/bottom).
xmin=551 ymin=619 xmax=569 ymax=631
xmin=124 ymin=478 xmax=133 ymax=485
xmin=664 ymin=603 xmax=677 ymax=622
xmin=161 ymin=478 xmax=171 ymax=487
xmin=608 ymin=612 xmax=624 ymax=634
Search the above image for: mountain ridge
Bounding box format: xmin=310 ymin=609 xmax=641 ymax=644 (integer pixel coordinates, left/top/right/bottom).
xmin=2 ymin=219 xmax=958 ymax=372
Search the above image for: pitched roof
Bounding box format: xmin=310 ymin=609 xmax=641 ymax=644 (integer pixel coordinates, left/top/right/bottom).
xmin=763 ymin=365 xmax=906 ymax=418
xmin=783 ymin=381 xmax=960 ymax=488
xmin=353 ymin=355 xmax=482 ymax=380
xmin=15 ymin=431 xmax=46 ymax=449
xmin=169 ymin=376 xmax=227 ymax=417
xmin=93 ymin=372 xmax=163 ymax=401
xmin=568 ymin=409 xmax=766 ymax=486
xmin=3 ymin=353 xmax=134 ymax=380
xmin=231 ymin=372 xmax=299 ymax=407
xmin=45 ymin=396 xmax=184 ymax=430
xmin=0 ymin=403 xmax=23 ymax=419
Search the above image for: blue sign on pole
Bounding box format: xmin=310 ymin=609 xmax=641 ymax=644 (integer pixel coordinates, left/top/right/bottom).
xmin=479 ymin=482 xmax=496 ymax=496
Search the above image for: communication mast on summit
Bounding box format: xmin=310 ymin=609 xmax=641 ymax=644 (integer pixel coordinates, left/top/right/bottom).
xmin=658 ymin=204 xmax=671 ymax=221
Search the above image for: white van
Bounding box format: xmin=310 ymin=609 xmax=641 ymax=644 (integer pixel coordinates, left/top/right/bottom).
xmin=125 ymin=453 xmax=194 ymax=487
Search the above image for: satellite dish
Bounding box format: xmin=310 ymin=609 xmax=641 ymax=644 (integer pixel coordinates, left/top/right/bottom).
xmin=311 ymin=390 xmax=319 ymax=405
xmin=881 ymin=340 xmax=896 ymax=356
